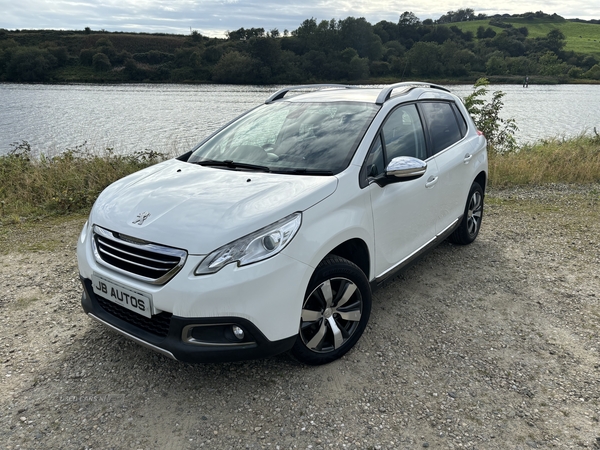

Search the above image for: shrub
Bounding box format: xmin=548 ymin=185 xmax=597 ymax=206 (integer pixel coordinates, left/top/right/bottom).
xmin=92 ymin=52 xmax=111 ymax=71
xmin=463 ymin=78 xmax=518 ymax=153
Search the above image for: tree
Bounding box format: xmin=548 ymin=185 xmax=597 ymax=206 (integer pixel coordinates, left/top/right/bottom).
xmin=485 ymin=53 xmax=508 ymax=75
xmin=6 ymin=47 xmax=57 ymax=81
xmin=92 ymin=52 xmax=111 ymax=71
xmin=407 ymin=41 xmax=442 ymax=76
xmin=583 ymin=64 xmax=600 ymax=80
xmin=339 ymin=17 xmax=383 ymax=60
xmin=399 ymin=11 xmax=421 ymax=27
xmin=211 ymin=51 xmax=260 ymax=83
xmin=348 ymin=56 xmax=369 ymax=80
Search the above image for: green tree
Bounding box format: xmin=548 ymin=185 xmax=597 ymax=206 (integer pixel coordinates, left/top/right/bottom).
xmin=485 ymin=53 xmax=508 ymax=75
xmin=407 ymin=41 xmax=442 ymax=76
xmin=583 ymin=64 xmax=600 ymax=80
xmin=538 ymin=51 xmax=568 ymax=76
xmin=92 ymin=52 xmax=111 ymax=71
xmin=211 ymin=51 xmax=260 ymax=83
xmin=348 ymin=56 xmax=369 ymax=80
xmin=339 ymin=17 xmax=383 ymax=60
xmin=6 ymin=47 xmax=57 ymax=81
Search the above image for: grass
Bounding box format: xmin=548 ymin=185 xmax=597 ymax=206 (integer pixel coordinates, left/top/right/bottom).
xmin=489 ymin=133 xmax=600 ymax=187
xmin=0 ymin=142 xmax=169 ymax=222
xmin=449 ymin=18 xmax=600 ymax=58
xmin=0 ymin=134 xmax=599 ymax=224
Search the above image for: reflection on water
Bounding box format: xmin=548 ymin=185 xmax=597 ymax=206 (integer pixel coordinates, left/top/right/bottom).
xmin=1 ymin=83 xmax=599 ymax=156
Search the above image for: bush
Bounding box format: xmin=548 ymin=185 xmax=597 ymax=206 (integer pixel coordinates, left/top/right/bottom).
xmin=463 ymin=78 xmax=518 ymax=153
xmin=6 ymin=47 xmax=58 ymax=81
xmin=92 ymin=53 xmax=111 ymax=71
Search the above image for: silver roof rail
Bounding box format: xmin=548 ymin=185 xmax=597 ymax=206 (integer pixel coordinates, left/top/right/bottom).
xmin=375 ymin=82 xmax=450 ymax=105
xmin=265 ymin=84 xmax=359 ymax=103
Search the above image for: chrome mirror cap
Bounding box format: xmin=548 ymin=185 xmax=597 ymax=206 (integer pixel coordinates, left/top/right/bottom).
xmin=385 ymin=156 xmax=427 ymax=178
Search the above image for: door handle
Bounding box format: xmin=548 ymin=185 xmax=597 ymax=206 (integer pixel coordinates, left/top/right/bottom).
xmin=463 ymin=153 xmax=473 ymax=164
xmin=425 ymin=176 xmax=438 ymax=188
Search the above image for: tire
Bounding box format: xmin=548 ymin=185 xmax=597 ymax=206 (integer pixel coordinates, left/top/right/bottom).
xmin=290 ymin=255 xmax=371 ymax=365
xmin=449 ymin=181 xmax=484 ymax=245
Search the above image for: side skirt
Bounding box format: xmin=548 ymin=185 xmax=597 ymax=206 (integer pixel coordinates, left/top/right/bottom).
xmin=370 ymin=216 xmax=462 ymax=292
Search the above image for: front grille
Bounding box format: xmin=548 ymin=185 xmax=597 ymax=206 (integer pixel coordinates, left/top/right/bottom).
xmin=96 ymin=295 xmax=172 ymax=338
xmin=92 ymin=225 xmax=187 ymax=285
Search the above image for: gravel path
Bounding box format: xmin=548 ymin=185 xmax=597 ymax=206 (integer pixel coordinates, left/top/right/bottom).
xmin=1 ymin=185 xmax=599 ymax=450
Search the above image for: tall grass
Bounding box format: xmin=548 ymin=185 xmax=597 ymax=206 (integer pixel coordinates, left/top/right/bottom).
xmin=1 ymin=134 xmax=600 ymax=223
xmin=489 ymin=133 xmax=600 ymax=187
xmin=0 ymin=142 xmax=168 ymax=222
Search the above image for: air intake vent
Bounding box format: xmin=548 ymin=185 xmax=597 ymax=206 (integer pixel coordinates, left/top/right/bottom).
xmin=92 ymin=225 xmax=187 ymax=285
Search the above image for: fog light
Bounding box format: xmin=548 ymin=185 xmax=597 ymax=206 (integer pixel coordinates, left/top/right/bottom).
xmin=232 ymin=325 xmax=245 ymax=340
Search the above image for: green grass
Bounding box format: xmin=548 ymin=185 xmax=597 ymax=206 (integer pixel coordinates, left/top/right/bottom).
xmin=489 ymin=134 xmax=600 ymax=186
xmin=0 ymin=142 xmax=169 ymax=222
xmin=449 ymin=18 xmax=600 ymax=57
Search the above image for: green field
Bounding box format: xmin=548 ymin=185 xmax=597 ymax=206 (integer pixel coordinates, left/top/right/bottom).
xmin=450 ymin=18 xmax=600 ymax=57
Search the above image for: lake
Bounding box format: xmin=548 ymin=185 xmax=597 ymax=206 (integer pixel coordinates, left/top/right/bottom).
xmin=1 ymin=83 xmax=599 ymax=157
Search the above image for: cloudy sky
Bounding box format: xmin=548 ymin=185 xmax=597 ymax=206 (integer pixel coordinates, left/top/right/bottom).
xmin=0 ymin=0 xmax=596 ymax=38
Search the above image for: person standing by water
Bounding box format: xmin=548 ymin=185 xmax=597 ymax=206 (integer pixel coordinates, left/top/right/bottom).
xmin=523 ymin=75 xmax=529 ymax=87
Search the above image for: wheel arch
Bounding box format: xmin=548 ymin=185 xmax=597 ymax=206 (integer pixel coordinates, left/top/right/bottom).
xmin=474 ymin=170 xmax=487 ymax=193
xmin=326 ymin=238 xmax=370 ymax=281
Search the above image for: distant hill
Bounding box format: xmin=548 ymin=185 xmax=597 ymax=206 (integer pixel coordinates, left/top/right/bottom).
xmin=2 ymin=13 xmax=600 ymax=84
xmin=448 ymin=17 xmax=600 ymax=57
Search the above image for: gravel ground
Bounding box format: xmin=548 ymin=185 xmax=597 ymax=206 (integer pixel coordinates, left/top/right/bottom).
xmin=1 ymin=184 xmax=599 ymax=450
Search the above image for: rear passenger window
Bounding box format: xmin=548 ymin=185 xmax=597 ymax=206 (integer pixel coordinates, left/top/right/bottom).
xmin=420 ymin=102 xmax=463 ymax=155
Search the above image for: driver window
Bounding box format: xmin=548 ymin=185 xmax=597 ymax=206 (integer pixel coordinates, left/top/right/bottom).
xmin=381 ymin=104 xmax=426 ymax=163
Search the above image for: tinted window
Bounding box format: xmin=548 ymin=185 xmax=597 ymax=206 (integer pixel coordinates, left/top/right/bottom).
xmin=365 ymin=135 xmax=385 ymax=178
xmin=452 ymin=103 xmax=468 ymax=136
xmin=189 ymin=101 xmax=379 ymax=174
xmin=381 ymin=104 xmax=426 ymax=162
xmin=420 ymin=102 xmax=463 ymax=155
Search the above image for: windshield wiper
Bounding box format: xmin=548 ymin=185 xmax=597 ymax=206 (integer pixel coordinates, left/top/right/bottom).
xmin=191 ymin=159 xmax=271 ymax=173
xmin=271 ymin=168 xmax=334 ymax=176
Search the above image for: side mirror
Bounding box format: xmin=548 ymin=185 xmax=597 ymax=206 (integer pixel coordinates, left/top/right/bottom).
xmin=374 ymin=156 xmax=427 ymax=186
xmin=386 ymin=156 xmax=427 ymax=178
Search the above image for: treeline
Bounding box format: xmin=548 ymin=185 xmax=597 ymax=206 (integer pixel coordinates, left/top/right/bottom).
xmin=1 ymin=10 xmax=599 ymax=84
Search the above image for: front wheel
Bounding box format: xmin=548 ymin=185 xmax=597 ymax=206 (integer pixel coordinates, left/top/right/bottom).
xmin=449 ymin=181 xmax=484 ymax=245
xmin=290 ymin=255 xmax=371 ymax=365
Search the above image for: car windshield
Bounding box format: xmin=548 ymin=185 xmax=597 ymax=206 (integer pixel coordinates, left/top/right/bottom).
xmin=188 ymin=101 xmax=379 ymax=174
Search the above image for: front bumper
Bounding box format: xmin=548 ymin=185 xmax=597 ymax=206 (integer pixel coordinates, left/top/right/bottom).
xmin=80 ymin=277 xmax=297 ymax=362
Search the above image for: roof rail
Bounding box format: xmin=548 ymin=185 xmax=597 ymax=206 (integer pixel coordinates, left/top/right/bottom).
xmin=265 ymin=84 xmax=358 ymax=103
xmin=375 ymin=82 xmax=450 ymax=105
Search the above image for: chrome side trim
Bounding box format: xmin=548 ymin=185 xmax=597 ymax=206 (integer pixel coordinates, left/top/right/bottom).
xmin=182 ymin=324 xmax=257 ymax=347
xmin=88 ymin=313 xmax=177 ymax=360
xmin=375 ymin=217 xmax=460 ymax=283
xmin=438 ymin=217 xmax=460 ymax=237
xmin=376 ymin=235 xmax=437 ymax=281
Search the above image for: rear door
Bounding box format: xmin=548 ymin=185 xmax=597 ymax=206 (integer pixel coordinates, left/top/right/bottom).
xmin=419 ymin=101 xmax=473 ymax=233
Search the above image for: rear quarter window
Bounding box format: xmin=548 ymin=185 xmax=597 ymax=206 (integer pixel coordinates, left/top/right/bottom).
xmin=420 ymin=102 xmax=463 ymax=155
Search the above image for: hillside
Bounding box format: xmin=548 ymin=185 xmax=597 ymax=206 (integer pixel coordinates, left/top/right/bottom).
xmin=2 ymin=13 xmax=600 ymax=84
xmin=450 ymin=17 xmax=600 ymax=57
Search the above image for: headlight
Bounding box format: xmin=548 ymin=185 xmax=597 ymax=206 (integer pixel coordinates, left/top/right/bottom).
xmin=194 ymin=212 xmax=302 ymax=275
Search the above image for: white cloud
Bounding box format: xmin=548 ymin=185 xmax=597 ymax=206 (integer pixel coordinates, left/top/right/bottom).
xmin=0 ymin=0 xmax=596 ymax=37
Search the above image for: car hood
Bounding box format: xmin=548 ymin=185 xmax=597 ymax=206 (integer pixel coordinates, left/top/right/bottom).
xmin=92 ymin=159 xmax=338 ymax=254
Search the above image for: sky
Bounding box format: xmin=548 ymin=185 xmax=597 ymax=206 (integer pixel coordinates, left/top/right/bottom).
xmin=0 ymin=0 xmax=597 ymax=38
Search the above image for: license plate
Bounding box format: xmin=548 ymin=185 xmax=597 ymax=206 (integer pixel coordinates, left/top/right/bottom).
xmin=91 ymin=274 xmax=153 ymax=318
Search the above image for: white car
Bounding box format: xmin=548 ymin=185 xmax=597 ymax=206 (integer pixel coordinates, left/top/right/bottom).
xmin=77 ymin=82 xmax=487 ymax=365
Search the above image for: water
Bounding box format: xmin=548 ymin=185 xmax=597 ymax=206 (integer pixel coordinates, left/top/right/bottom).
xmin=1 ymin=83 xmax=599 ymax=156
